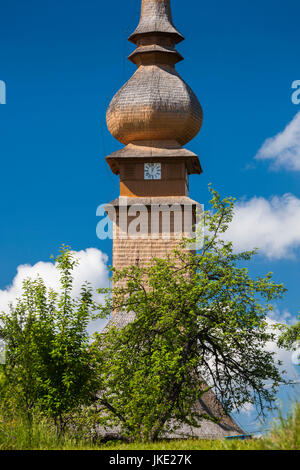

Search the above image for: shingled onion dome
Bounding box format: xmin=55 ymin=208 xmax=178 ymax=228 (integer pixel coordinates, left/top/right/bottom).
xmin=106 ymin=0 xmax=203 ymax=147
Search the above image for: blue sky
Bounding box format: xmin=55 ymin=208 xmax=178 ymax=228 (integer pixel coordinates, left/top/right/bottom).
xmin=0 ymin=0 xmax=300 ymax=434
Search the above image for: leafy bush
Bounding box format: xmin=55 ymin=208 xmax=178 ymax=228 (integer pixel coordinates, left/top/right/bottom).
xmin=0 ymin=246 xmax=104 ymax=435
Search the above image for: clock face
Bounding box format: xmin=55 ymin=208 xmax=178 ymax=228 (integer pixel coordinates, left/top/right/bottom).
xmin=144 ymin=163 xmax=161 ymax=180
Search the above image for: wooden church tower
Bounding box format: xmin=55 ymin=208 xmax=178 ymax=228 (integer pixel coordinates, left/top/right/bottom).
xmin=104 ymin=0 xmax=244 ymax=438
xmin=105 ymin=0 xmax=203 ymax=276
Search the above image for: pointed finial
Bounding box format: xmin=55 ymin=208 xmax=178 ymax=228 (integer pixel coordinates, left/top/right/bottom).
xmin=128 ymin=0 xmax=184 ymax=66
xmin=129 ymin=0 xmax=184 ymax=44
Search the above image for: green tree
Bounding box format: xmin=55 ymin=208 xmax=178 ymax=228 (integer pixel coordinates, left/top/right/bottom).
xmin=0 ymin=246 xmax=103 ymax=435
xmin=95 ymin=188 xmax=289 ymax=442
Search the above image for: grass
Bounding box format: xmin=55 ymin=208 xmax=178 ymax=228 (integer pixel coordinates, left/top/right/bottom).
xmin=0 ymin=402 xmax=299 ymax=450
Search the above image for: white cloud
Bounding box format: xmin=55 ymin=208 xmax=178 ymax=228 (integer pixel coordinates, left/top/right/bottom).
xmin=255 ymin=112 xmax=300 ymax=171
xmin=268 ymin=306 xmax=298 ymax=326
xmin=0 ymin=248 xmax=110 ymax=334
xmin=223 ymin=193 xmax=300 ymax=259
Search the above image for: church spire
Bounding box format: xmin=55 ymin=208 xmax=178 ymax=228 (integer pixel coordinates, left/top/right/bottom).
xmin=129 ymin=0 xmax=184 ymax=44
xmin=106 ymin=0 xmax=203 ymax=172
xmin=128 ymin=0 xmax=184 ymax=66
